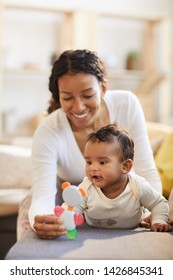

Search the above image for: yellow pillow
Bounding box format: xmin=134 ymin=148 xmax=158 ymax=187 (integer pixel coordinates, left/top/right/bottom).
xmin=155 ymin=132 xmax=173 ymax=199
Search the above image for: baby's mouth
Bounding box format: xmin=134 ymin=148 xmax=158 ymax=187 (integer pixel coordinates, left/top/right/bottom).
xmin=92 ymin=175 xmax=102 ymax=181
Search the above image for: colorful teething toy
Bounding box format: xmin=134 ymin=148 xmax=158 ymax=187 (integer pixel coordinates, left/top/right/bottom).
xmin=54 ymin=181 xmax=86 ymax=239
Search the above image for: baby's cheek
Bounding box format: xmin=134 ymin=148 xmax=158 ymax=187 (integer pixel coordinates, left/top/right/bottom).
xmin=85 ymin=168 xmax=91 ymax=179
xmin=85 ymin=165 xmax=89 ymax=173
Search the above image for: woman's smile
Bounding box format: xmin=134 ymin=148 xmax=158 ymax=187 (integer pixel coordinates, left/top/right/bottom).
xmin=71 ymin=111 xmax=90 ymax=119
xmin=58 ymin=72 xmax=105 ymax=129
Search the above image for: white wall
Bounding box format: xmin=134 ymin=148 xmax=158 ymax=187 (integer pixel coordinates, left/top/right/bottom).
xmin=2 ymin=9 xmax=63 ymax=135
xmin=1 ymin=0 xmax=173 ymax=136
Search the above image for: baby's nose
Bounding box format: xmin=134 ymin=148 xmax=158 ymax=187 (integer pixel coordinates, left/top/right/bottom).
xmin=89 ymin=163 xmax=99 ymax=171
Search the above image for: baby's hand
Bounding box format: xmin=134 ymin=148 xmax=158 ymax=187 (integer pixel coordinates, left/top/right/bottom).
xmin=150 ymin=223 xmax=172 ymax=232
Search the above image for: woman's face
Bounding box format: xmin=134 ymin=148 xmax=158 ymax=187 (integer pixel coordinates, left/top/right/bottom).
xmin=58 ymin=72 xmax=106 ymax=129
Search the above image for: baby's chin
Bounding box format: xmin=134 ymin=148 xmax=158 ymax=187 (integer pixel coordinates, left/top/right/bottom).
xmin=90 ymin=177 xmax=104 ymax=188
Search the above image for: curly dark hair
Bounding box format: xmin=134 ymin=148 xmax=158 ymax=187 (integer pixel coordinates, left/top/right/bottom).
xmin=48 ymin=49 xmax=107 ymax=114
xmin=86 ymin=123 xmax=134 ymax=161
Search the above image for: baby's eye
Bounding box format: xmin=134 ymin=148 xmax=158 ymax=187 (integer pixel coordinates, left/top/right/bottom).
xmin=100 ymin=161 xmax=107 ymax=165
xmin=86 ymin=161 xmax=92 ymax=165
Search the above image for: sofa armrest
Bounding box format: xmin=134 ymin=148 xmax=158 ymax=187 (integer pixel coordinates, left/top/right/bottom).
xmin=147 ymin=121 xmax=173 ymax=140
xmin=0 ymin=189 xmax=30 ymax=217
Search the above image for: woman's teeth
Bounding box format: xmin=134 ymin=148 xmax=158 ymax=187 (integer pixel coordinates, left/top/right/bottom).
xmin=73 ymin=112 xmax=88 ymax=119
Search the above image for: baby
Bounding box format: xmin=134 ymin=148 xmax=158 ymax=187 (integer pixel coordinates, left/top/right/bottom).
xmin=75 ymin=123 xmax=172 ymax=232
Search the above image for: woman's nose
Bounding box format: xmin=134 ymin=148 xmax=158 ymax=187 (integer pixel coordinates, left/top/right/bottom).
xmin=73 ymin=99 xmax=85 ymax=112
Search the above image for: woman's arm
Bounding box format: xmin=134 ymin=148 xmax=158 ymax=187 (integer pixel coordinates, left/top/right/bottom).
xmin=28 ymin=121 xmax=66 ymax=239
xmin=106 ymin=90 xmax=162 ymax=193
xmin=126 ymin=92 xmax=162 ymax=193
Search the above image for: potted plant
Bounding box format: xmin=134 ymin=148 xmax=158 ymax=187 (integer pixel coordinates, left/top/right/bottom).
xmin=126 ymin=51 xmax=141 ymax=70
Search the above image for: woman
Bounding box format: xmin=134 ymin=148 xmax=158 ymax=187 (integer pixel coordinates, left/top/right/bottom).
xmin=26 ymin=49 xmax=161 ymax=239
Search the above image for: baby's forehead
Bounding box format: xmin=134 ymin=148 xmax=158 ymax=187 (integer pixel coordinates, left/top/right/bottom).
xmin=84 ymin=140 xmax=121 ymax=154
xmin=86 ymin=139 xmax=119 ymax=147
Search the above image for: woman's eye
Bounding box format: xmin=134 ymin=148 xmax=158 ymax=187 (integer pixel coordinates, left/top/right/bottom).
xmin=63 ymin=97 xmax=73 ymax=101
xmin=83 ymin=95 xmax=94 ymax=99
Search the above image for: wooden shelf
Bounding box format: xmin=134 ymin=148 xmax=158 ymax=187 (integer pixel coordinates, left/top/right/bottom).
xmin=2 ymin=0 xmax=76 ymax=13
xmin=108 ymin=69 xmax=146 ymax=80
xmin=2 ymin=0 xmax=169 ymax=22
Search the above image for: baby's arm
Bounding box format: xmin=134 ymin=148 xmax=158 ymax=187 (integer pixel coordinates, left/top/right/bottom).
xmin=74 ymin=195 xmax=87 ymax=213
xmin=140 ymin=181 xmax=172 ymax=232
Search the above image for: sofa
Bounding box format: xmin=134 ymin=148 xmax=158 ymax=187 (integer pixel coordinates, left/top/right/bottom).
xmin=0 ymin=122 xmax=173 ymax=260
xmin=0 ymin=140 xmax=31 ymax=259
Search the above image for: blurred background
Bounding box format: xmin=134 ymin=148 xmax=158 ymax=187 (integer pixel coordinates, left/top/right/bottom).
xmin=0 ymin=0 xmax=173 ymax=137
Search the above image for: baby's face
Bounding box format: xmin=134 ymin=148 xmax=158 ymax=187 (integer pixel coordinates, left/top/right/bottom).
xmin=84 ymin=141 xmax=124 ymax=191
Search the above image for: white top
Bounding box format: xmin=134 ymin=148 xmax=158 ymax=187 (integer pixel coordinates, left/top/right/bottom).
xmin=28 ymin=90 xmax=161 ymax=227
xmin=75 ymin=173 xmax=168 ymax=229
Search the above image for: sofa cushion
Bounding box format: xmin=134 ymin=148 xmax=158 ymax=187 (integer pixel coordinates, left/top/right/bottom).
xmin=5 ymin=224 xmax=173 ymax=260
xmin=150 ymin=135 xmax=165 ymax=155
xmin=0 ymin=189 xmax=30 ymax=216
xmin=155 ymin=132 xmax=173 ymax=199
xmin=0 ymin=145 xmax=32 ymax=189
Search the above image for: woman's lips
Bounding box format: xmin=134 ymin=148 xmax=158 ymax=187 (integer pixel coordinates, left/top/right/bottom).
xmin=72 ymin=111 xmax=89 ymax=119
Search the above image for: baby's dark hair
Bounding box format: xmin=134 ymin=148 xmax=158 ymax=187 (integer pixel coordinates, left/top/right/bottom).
xmin=86 ymin=123 xmax=134 ymax=161
xmin=48 ymin=49 xmax=107 ymax=114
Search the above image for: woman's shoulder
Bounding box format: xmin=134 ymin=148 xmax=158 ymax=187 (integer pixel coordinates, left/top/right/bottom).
xmin=33 ymin=109 xmax=70 ymax=142
xmin=104 ymin=90 xmax=140 ymax=122
xmin=36 ymin=109 xmax=67 ymax=132
xmin=105 ymin=90 xmax=137 ymax=103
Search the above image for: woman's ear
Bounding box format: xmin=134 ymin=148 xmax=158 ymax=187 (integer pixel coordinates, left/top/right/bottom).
xmin=101 ymin=79 xmax=107 ymax=94
xmin=122 ymin=159 xmax=133 ymax=174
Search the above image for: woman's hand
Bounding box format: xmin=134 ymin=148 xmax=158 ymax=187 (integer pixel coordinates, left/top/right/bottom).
xmin=33 ymin=215 xmax=66 ymax=239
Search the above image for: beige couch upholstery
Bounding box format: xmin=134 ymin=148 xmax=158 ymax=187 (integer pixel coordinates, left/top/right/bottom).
xmin=148 ymin=122 xmax=173 ymax=199
xmin=0 ymin=142 xmax=32 ymax=217
xmin=0 ymin=141 xmax=32 ymax=259
xmin=147 ymin=121 xmax=173 ymax=158
xmin=147 ymin=121 xmax=173 ymax=139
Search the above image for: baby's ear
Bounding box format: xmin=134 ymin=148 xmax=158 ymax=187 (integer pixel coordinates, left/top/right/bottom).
xmin=122 ymin=159 xmax=133 ymax=173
